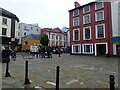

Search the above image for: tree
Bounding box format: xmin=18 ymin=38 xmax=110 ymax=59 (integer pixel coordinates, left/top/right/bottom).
xmin=40 ymin=34 xmax=49 ymax=46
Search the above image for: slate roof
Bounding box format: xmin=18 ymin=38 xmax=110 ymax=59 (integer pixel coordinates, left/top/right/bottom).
xmin=27 ymin=34 xmax=40 ymax=40
xmin=0 ymin=7 xmax=19 ymax=21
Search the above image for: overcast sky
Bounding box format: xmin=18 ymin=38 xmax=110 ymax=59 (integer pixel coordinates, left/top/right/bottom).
xmin=0 ymin=0 xmax=96 ymax=29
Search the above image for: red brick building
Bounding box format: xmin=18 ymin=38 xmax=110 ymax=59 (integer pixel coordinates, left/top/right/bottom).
xmin=41 ymin=28 xmax=67 ymax=47
xmin=69 ymin=1 xmax=113 ymax=56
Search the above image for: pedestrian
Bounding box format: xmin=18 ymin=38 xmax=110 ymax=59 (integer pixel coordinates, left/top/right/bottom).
xmin=30 ymin=45 xmax=34 ymax=57
xmin=47 ymin=47 xmax=50 ymax=58
xmin=34 ymin=45 xmax=39 ymax=58
xmin=41 ymin=46 xmax=45 ymax=58
xmin=38 ymin=46 xmax=41 ymax=58
xmin=11 ymin=49 xmax=16 ymax=61
xmin=58 ymin=47 xmax=61 ymax=57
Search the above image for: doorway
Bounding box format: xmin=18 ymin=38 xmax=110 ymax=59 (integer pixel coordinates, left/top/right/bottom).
xmin=97 ymin=44 xmax=106 ymax=56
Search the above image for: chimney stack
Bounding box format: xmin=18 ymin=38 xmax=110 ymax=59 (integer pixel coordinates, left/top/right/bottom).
xmin=74 ymin=1 xmax=81 ymax=8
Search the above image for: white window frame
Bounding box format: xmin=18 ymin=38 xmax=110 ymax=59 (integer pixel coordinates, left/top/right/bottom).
xmin=95 ymin=2 xmax=104 ymax=10
xmin=82 ymin=44 xmax=93 ymax=54
xmin=73 ymin=28 xmax=80 ymax=41
xmin=94 ymin=42 xmax=108 ymax=56
xmin=72 ymin=44 xmax=81 ymax=54
xmin=83 ymin=26 xmax=91 ymax=40
xmin=83 ymin=14 xmax=91 ymax=24
xmin=73 ymin=9 xmax=79 ymax=16
xmin=83 ymin=5 xmax=90 ymax=13
xmin=73 ymin=17 xmax=79 ymax=26
xmin=96 ymin=24 xmax=105 ymax=39
xmin=95 ymin=10 xmax=104 ymax=22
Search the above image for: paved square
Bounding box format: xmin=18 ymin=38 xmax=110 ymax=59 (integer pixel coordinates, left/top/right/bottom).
xmin=2 ymin=53 xmax=119 ymax=89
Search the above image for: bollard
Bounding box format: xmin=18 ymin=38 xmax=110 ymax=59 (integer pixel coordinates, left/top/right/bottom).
xmin=56 ymin=66 xmax=60 ymax=90
xmin=5 ymin=59 xmax=11 ymax=77
xmin=24 ymin=60 xmax=30 ymax=85
xmin=109 ymin=75 xmax=115 ymax=90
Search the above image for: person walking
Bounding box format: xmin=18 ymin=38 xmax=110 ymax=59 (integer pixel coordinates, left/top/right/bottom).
xmin=58 ymin=47 xmax=61 ymax=57
xmin=41 ymin=46 xmax=45 ymax=58
xmin=38 ymin=46 xmax=41 ymax=58
xmin=11 ymin=49 xmax=16 ymax=61
xmin=47 ymin=47 xmax=50 ymax=58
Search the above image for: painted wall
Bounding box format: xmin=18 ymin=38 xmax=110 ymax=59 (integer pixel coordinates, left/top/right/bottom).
xmin=69 ymin=2 xmax=113 ymax=55
xmin=22 ymin=37 xmax=40 ymax=51
xmin=0 ymin=16 xmax=11 ymax=37
xmin=41 ymin=28 xmax=67 ymax=47
xmin=19 ymin=23 xmax=41 ymax=37
xmin=15 ymin=20 xmax=19 ymax=39
xmin=111 ymin=1 xmax=119 ymax=36
xmin=18 ymin=23 xmax=41 ymax=44
xmin=118 ymin=1 xmax=120 ymax=36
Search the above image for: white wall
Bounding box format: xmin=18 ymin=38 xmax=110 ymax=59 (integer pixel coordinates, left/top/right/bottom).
xmin=111 ymin=1 xmax=119 ymax=36
xmin=118 ymin=1 xmax=120 ymax=35
xmin=18 ymin=23 xmax=41 ymax=44
xmin=15 ymin=20 xmax=19 ymax=39
xmin=19 ymin=23 xmax=41 ymax=37
xmin=113 ymin=44 xmax=117 ymax=55
xmin=0 ymin=16 xmax=11 ymax=37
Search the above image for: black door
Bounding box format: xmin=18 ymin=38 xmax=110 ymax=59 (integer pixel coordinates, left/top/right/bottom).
xmin=97 ymin=44 xmax=106 ymax=56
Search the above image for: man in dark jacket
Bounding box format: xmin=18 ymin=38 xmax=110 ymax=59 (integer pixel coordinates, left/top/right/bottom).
xmin=58 ymin=47 xmax=61 ymax=57
xmin=41 ymin=46 xmax=45 ymax=58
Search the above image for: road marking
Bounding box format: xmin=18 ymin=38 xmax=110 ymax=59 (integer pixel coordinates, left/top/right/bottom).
xmin=80 ymin=82 xmax=84 ymax=85
xmin=66 ymin=79 xmax=79 ymax=85
xmin=47 ymin=81 xmax=56 ymax=86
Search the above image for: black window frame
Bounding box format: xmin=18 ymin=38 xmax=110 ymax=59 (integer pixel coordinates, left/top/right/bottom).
xmin=2 ymin=28 xmax=7 ymax=35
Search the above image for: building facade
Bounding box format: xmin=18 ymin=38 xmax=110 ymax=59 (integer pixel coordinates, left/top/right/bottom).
xmin=69 ymin=1 xmax=113 ymax=56
xmin=0 ymin=8 xmax=19 ymax=50
xmin=21 ymin=34 xmax=40 ymax=51
xmin=111 ymin=1 xmax=120 ymax=56
xmin=18 ymin=23 xmax=41 ymax=45
xmin=41 ymin=28 xmax=67 ymax=47
xmin=62 ymin=27 xmax=70 ymax=47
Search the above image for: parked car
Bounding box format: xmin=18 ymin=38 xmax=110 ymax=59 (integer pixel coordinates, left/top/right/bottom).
xmin=53 ymin=49 xmax=57 ymax=54
xmin=52 ymin=48 xmax=62 ymax=54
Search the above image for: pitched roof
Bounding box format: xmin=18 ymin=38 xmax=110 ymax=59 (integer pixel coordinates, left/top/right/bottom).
xmin=0 ymin=8 xmax=19 ymax=21
xmin=27 ymin=34 xmax=40 ymax=40
xmin=68 ymin=1 xmax=95 ymax=12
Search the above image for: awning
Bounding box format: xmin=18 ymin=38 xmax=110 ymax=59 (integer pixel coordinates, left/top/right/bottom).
xmin=112 ymin=37 xmax=120 ymax=43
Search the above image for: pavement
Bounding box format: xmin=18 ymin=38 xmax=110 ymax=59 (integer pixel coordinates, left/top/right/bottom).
xmin=1 ymin=52 xmax=119 ymax=89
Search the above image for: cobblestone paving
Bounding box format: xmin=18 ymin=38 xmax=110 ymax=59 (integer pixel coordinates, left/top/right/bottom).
xmin=1 ymin=53 xmax=119 ymax=89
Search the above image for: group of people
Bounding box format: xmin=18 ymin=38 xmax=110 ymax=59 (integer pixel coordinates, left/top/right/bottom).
xmin=30 ymin=45 xmax=53 ymax=58
xmin=30 ymin=45 xmax=63 ymax=58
